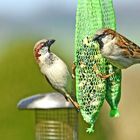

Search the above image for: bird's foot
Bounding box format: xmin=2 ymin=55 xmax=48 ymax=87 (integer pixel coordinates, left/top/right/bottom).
xmin=65 ymin=94 xmax=80 ymax=111
xmin=72 ymin=74 xmax=75 ymax=79
xmin=97 ymin=72 xmax=114 ymax=79
xmin=69 ymin=99 xmax=80 ymax=111
xmin=72 ymin=61 xmax=76 ymax=79
xmin=73 ymin=101 xmax=80 ymax=111
xmin=93 ymin=64 xmax=114 ymax=79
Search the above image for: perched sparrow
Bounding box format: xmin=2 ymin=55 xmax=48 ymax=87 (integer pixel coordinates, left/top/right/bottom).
xmin=34 ymin=39 xmax=79 ymax=110
xmin=93 ymin=28 xmax=140 ymax=69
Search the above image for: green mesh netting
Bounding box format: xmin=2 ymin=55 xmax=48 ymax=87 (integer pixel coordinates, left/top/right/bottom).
xmin=75 ymin=0 xmax=122 ymax=133
xmin=76 ymin=38 xmax=106 ymax=133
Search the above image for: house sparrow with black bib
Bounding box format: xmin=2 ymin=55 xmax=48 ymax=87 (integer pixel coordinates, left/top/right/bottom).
xmin=93 ymin=28 xmax=140 ymax=69
xmin=34 ymin=39 xmax=79 ymax=110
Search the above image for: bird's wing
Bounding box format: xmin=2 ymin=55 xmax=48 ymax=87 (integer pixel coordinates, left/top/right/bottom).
xmin=66 ymin=71 xmax=74 ymax=96
xmin=116 ymin=33 xmax=140 ymax=59
xmin=104 ymin=28 xmax=140 ymax=58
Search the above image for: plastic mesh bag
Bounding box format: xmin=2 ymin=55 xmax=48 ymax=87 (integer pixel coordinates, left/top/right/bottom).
xmin=75 ymin=0 xmax=122 ymax=133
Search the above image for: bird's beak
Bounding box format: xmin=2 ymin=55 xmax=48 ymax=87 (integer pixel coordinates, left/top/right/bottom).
xmin=93 ymin=35 xmax=99 ymax=41
xmin=93 ymin=33 xmax=106 ymax=41
xmin=47 ymin=39 xmax=56 ymax=47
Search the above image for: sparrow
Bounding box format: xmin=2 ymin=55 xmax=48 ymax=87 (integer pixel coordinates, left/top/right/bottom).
xmin=93 ymin=28 xmax=140 ymax=69
xmin=33 ymin=39 xmax=79 ymax=110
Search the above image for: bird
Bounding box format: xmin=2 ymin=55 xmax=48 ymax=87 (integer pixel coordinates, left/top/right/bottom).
xmin=33 ymin=39 xmax=79 ymax=110
xmin=93 ymin=28 xmax=140 ymax=69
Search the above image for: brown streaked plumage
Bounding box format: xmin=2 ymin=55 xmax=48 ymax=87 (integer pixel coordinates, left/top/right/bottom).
xmin=93 ymin=28 xmax=140 ymax=69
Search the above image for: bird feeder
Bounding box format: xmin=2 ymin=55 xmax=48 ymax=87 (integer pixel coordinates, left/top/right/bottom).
xmin=74 ymin=0 xmax=122 ymax=133
xmin=17 ymin=92 xmax=78 ymax=140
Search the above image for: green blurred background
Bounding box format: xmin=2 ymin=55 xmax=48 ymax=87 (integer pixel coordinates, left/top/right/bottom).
xmin=0 ymin=0 xmax=140 ymax=140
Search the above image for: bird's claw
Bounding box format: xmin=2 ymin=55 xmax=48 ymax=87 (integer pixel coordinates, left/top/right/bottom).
xmin=72 ymin=61 xmax=76 ymax=79
xmin=72 ymin=74 xmax=75 ymax=79
xmin=72 ymin=101 xmax=80 ymax=111
xmin=65 ymin=94 xmax=80 ymax=111
xmin=93 ymin=64 xmax=114 ymax=79
xmin=97 ymin=72 xmax=114 ymax=79
xmin=70 ymin=100 xmax=80 ymax=111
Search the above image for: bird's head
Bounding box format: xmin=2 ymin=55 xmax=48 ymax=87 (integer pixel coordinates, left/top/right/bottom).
xmin=34 ymin=39 xmax=55 ymax=62
xmin=93 ymin=28 xmax=115 ymax=49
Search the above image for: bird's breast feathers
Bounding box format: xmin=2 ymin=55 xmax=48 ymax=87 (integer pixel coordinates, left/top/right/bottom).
xmin=40 ymin=58 xmax=69 ymax=88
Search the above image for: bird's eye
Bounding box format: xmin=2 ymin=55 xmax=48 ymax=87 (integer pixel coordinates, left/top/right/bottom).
xmin=43 ymin=41 xmax=48 ymax=46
